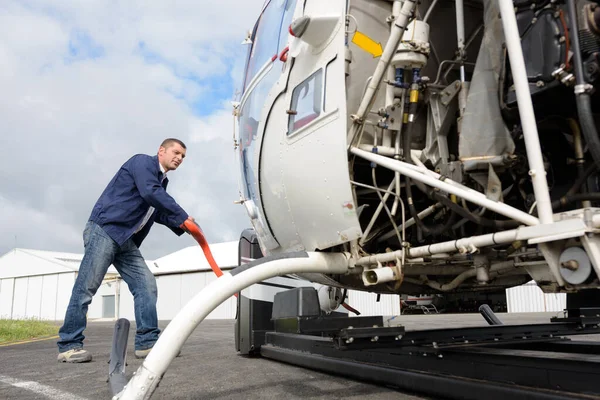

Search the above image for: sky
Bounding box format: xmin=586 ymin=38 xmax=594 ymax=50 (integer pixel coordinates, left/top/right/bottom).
xmin=0 ymin=0 xmax=266 ymax=260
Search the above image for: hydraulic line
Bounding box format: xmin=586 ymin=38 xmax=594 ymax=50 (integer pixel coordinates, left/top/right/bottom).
xmin=566 ymin=161 xmax=600 ymax=197
xmin=552 ymin=193 xmax=600 ymax=209
xmin=403 ymin=72 xmax=457 ymax=236
xmin=435 ymin=194 xmax=521 ymax=230
xmin=341 ymin=289 xmax=361 ymax=315
xmin=567 ymin=0 xmax=600 ymax=165
xmin=404 ymin=261 xmax=518 ymax=291
xmin=569 ymin=118 xmax=590 ymax=208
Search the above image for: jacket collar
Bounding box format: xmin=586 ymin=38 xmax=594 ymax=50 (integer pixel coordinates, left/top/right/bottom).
xmin=152 ymin=155 xmax=168 ymax=181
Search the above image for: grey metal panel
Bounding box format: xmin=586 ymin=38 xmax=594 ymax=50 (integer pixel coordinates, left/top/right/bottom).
xmin=118 ymin=283 xmax=135 ymax=321
xmin=102 ymin=295 xmax=116 ymax=318
xmin=459 ymin=0 xmax=514 ymax=162
xmin=180 ymin=272 xmax=206 ymax=311
xmin=346 ymin=0 xmax=390 ymax=138
xmin=506 ymin=281 xmax=566 ymax=313
xmin=40 ymin=275 xmax=58 ymax=320
xmin=55 ymin=273 xmax=75 ymax=321
xmin=347 ymin=290 xmax=400 ymax=317
xmin=88 ymin=280 xmax=117 ymax=319
xmin=0 ymin=278 xmax=15 ymax=318
xmin=156 ymin=274 xmax=182 ymax=320
xmin=205 ymin=273 xmax=237 ymax=319
xmin=25 ymin=276 xmax=43 ymax=319
xmin=12 ymin=278 xmax=28 ymax=319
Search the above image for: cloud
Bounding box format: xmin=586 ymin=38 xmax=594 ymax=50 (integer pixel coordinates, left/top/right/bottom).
xmin=0 ymin=0 xmax=266 ymax=259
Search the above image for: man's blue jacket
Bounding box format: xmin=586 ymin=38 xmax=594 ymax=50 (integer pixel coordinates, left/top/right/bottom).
xmin=89 ymin=154 xmax=189 ymax=248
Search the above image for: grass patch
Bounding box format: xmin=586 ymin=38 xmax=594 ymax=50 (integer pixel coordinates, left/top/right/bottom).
xmin=0 ymin=319 xmax=59 ymax=344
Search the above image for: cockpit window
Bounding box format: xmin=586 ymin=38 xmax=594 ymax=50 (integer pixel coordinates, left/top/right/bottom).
xmin=288 ymin=69 xmax=324 ymax=134
xmin=243 ymin=0 xmax=288 ymax=90
xmin=238 ymin=0 xmax=298 ymax=229
xmin=279 ymin=0 xmax=297 ymax=52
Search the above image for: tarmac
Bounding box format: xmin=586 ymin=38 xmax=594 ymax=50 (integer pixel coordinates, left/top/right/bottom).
xmin=0 ymin=312 xmax=595 ymax=400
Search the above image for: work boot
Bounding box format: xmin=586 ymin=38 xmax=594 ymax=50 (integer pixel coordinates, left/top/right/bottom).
xmin=134 ymin=347 xmax=181 ymax=359
xmin=57 ymin=348 xmax=92 ymax=363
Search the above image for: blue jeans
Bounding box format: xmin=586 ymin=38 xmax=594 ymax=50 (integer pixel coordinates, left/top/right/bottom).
xmin=57 ymin=221 xmax=160 ymax=352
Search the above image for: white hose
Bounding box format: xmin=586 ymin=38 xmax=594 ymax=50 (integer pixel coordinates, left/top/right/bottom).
xmin=114 ymin=252 xmax=350 ymax=400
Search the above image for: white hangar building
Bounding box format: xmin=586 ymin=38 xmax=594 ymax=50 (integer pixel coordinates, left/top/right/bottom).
xmin=0 ymin=244 xmax=565 ymax=322
xmin=0 ymin=243 xmax=240 ymax=322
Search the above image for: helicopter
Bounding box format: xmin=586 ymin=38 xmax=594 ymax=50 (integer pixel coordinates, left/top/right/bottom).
xmin=234 ymin=0 xmax=600 ymax=299
xmin=114 ymin=0 xmax=600 ymax=398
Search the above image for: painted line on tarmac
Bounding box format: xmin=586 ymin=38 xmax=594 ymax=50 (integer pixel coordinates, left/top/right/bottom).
xmin=0 ymin=335 xmax=59 ymax=347
xmin=0 ymin=374 xmax=87 ymax=400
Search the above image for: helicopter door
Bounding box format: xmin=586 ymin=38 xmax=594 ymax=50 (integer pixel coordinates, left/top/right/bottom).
xmin=261 ymin=0 xmax=363 ymax=252
xmin=237 ymin=0 xmax=298 ymax=253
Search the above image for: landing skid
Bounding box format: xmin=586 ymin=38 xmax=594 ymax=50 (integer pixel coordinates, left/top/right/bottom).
xmin=258 ymin=290 xmax=600 ymax=400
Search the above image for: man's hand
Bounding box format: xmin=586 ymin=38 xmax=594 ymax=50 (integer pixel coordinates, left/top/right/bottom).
xmin=180 ymin=216 xmax=199 ymax=233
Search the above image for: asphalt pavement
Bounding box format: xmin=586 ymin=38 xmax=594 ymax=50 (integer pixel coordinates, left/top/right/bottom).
xmin=0 ymin=319 xmax=427 ymax=400
xmin=0 ymin=312 xmax=589 ymax=400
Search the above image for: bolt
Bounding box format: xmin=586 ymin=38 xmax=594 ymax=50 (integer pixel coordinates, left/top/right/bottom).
xmin=561 ymin=260 xmax=580 ymax=271
xmin=559 ymin=36 xmax=566 ymax=43
xmin=346 ymin=337 xmax=354 ymax=344
xmin=536 ymin=80 xmax=545 ymax=87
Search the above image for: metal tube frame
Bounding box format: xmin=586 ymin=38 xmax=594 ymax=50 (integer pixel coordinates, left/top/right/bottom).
xmin=349 ymin=0 xmax=560 ymax=270
xmin=360 ymin=177 xmax=397 ymax=245
xmin=497 ymin=0 xmax=553 ymax=224
xmin=351 ymin=147 xmax=539 ymax=226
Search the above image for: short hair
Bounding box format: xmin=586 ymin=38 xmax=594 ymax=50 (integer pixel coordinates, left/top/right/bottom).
xmin=160 ymin=138 xmax=186 ymax=149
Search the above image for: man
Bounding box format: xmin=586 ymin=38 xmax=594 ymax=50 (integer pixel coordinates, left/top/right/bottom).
xmin=57 ymin=138 xmax=194 ymax=363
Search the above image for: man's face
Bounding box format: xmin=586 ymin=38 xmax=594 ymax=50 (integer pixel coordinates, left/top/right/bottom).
xmin=158 ymin=143 xmax=186 ymax=171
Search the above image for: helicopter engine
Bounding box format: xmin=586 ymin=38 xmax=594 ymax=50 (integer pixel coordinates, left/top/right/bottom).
xmin=234 ymin=0 xmax=600 ymax=297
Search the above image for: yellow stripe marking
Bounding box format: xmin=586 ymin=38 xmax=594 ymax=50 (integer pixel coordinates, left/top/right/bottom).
xmin=0 ymin=335 xmax=59 ymax=347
